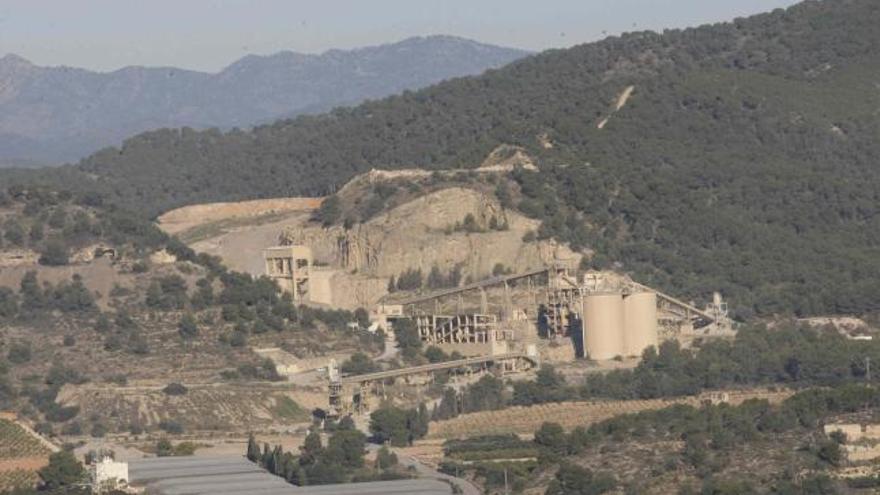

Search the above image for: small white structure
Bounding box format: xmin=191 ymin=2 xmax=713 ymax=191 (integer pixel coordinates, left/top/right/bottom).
xmin=92 ymin=456 xmax=129 ymax=492
xmin=370 ymin=303 xmax=404 ymax=331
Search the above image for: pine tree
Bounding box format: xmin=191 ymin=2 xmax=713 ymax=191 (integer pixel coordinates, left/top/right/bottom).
xmin=178 ymin=313 xmax=199 ymax=339
xmin=261 ymin=443 xmax=271 ymax=467
xmin=412 ymin=402 xmax=429 ymax=439
xmin=292 ymin=467 xmax=308 ymax=486
xmin=268 ymin=445 xmax=283 ymax=474
xmin=299 ymin=429 xmax=322 ymax=466
xmin=246 ymin=434 xmax=260 ymax=462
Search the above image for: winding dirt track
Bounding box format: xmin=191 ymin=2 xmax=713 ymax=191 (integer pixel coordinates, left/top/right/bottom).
xmin=157 ymin=197 xmax=323 ymax=235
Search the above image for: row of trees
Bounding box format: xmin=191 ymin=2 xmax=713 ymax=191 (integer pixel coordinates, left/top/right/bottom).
xmin=0 ymin=272 xmax=95 ymax=322
xmin=246 ymin=418 xmax=404 ymax=486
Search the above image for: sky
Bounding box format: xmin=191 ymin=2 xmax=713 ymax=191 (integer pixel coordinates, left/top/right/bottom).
xmin=0 ymin=0 xmax=801 ymax=73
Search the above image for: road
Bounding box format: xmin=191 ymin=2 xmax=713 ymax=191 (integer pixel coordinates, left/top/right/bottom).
xmin=377 ymin=333 xmax=399 ymax=361
xmin=398 ymin=451 xmax=481 ymax=495
xmin=364 ymin=443 xmax=480 ymax=495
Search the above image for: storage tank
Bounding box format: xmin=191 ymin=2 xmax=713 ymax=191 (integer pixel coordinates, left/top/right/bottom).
xmin=583 ymin=293 xmax=625 ymax=360
xmin=623 ymin=291 xmax=658 ymax=358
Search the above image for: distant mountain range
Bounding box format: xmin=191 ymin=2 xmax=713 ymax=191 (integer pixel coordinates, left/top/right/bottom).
xmin=0 ymin=36 xmax=529 ymax=165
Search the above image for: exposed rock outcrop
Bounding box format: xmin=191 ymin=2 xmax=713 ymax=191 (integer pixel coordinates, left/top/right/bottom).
xmin=186 ymin=186 xmax=581 ymax=310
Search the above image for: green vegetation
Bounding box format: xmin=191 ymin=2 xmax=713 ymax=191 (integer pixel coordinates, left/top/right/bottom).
xmin=434 ymin=323 xmax=880 ymax=421
xmin=339 ymin=353 xmax=378 ymax=375
xmin=443 ymin=435 xmax=536 ymax=462
xmin=582 ymin=322 xmax=880 ymax=400
xmin=391 ymin=318 xmax=422 ymax=361
xmin=0 ymin=186 xmax=186 ymax=272
xmin=37 ymin=450 xmax=85 ymax=490
xmin=369 ymin=403 xmax=429 ymax=447
xmin=531 ymin=386 xmax=880 ymax=494
xmin=443 ymin=385 xmax=880 ymax=493
xmin=246 ymin=422 xmax=408 ymax=486
xmin=272 ymin=396 xmax=308 ymax=421
xmin=162 ymin=383 xmax=188 ymax=396
xmin=432 ymin=374 xmax=506 ymax=420
xmin=156 ymin=438 xmax=197 ymax=457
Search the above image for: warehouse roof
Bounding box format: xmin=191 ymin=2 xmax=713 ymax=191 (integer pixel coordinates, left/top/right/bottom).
xmin=128 ymin=456 xmax=452 ymax=495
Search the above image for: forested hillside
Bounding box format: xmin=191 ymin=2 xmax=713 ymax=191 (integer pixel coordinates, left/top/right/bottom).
xmin=0 ymin=36 xmax=527 ymax=165
xmin=6 ymin=0 xmax=880 ymax=317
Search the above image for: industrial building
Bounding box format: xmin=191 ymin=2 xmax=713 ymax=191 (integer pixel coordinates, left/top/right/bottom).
xmin=373 ymin=266 xmax=729 ymax=362
xmin=317 ymin=265 xmax=734 ymax=415
xmin=264 ymin=245 xmax=312 ymax=300
xmin=126 ymin=456 xmax=455 ymax=495
xmin=91 ymin=456 xmax=129 ymax=492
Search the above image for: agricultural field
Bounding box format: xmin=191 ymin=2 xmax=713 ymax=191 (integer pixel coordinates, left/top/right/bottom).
xmin=0 ymin=470 xmax=40 ymax=493
xmin=0 ymin=419 xmax=50 ymax=460
xmin=427 ymin=389 xmax=792 ymax=439
xmin=0 ymin=419 xmax=51 ymax=492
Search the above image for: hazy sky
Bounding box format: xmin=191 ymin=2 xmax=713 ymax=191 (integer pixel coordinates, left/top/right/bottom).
xmin=1 ymin=0 xmax=800 ymax=73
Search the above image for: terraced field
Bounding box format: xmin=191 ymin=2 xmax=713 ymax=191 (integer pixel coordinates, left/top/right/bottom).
xmin=0 ymin=419 xmax=51 ymax=491
xmin=427 ymin=390 xmax=793 ymax=439
xmin=0 ymin=470 xmax=40 ymax=492
xmin=59 ymin=384 xmax=318 ymax=433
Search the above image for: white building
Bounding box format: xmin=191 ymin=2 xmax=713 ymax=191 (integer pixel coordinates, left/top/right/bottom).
xmin=92 ymin=456 xmax=129 ymax=492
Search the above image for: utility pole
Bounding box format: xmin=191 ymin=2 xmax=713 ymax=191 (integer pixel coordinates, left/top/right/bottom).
xmin=866 ymin=357 xmax=871 ymax=382
xmin=504 ymin=467 xmax=509 ymax=495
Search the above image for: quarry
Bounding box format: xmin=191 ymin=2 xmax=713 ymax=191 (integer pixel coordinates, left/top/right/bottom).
xmin=163 ymin=162 xmax=736 ymax=417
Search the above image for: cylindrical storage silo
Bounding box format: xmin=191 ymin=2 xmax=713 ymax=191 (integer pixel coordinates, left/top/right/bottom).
xmin=583 ymin=293 xmax=625 ymax=360
xmin=623 ymin=291 xmax=658 ymax=358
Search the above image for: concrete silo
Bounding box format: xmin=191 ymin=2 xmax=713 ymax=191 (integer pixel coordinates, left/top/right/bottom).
xmin=623 ymin=291 xmax=658 ymax=357
xmin=582 ymin=293 xmax=625 ymax=360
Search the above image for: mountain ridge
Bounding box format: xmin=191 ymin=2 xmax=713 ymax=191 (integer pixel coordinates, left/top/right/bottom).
xmin=0 ymin=35 xmax=529 ymax=165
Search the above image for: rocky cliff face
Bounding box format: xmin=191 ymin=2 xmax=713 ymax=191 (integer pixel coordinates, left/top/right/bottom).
xmin=185 ymin=186 xmax=581 ymax=309
xmin=288 ymin=187 xmax=578 ymax=280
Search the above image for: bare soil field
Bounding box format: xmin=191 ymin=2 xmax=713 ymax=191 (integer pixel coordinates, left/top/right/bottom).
xmin=157 ymin=197 xmax=323 ymax=235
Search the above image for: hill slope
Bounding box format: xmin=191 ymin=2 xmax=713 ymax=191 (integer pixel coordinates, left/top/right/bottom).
xmin=0 ymin=36 xmax=528 ymax=165
xmin=7 ymin=0 xmax=880 ymax=317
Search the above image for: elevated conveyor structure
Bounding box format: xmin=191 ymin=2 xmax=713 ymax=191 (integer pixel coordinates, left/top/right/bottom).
xmin=329 ymin=352 xmax=538 ymax=415
xmin=627 ymin=281 xmax=717 ymax=328
xmin=390 ymin=265 xmax=568 ymax=308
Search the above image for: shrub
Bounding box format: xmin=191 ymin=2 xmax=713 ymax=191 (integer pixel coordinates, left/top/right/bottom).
xmin=158 ymin=420 xmax=184 ymax=434
xmin=7 ymin=342 xmax=33 ymax=364
xmin=178 ymin=313 xmax=199 ymax=339
xmin=340 ymin=353 xmax=378 ymax=375
xmin=162 ymin=383 xmax=188 ymax=396
xmin=39 ymin=239 xmax=70 ymax=266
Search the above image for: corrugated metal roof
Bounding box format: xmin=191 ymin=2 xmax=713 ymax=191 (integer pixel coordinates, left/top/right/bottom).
xmin=128 ymin=456 xmax=451 ymax=495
